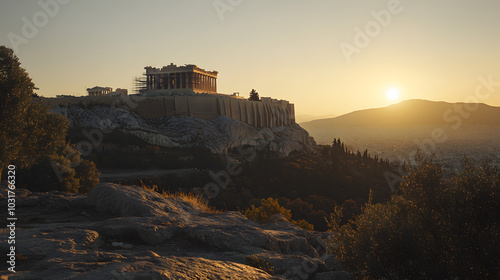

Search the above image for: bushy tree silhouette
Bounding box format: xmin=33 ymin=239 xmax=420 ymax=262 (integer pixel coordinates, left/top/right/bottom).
xmin=248 ymin=89 xmax=260 ymax=101
xmin=0 ymin=46 xmax=68 ymax=181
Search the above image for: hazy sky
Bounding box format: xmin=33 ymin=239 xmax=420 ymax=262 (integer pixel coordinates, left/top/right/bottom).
xmin=1 ymin=0 xmax=499 ymax=116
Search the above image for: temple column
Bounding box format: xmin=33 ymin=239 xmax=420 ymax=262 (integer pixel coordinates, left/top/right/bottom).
xmin=200 ymin=73 xmax=203 ymax=91
xmin=198 ymin=73 xmax=201 ymax=91
xmin=204 ymin=74 xmax=206 ymax=92
xmin=188 ymin=72 xmax=193 ymax=90
xmin=195 ymin=73 xmax=198 ymax=91
xmin=194 ymin=73 xmax=198 ymax=91
xmin=201 ymin=74 xmax=204 ymax=92
xmin=200 ymin=74 xmax=205 ymax=91
xmin=153 ymin=75 xmax=159 ymax=90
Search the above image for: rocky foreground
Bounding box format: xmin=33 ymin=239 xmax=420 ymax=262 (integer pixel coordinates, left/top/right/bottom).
xmin=1 ymin=183 xmax=351 ymax=280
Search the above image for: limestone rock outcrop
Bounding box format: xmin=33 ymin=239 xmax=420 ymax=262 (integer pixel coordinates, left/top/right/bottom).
xmin=50 ymin=105 xmax=315 ymax=156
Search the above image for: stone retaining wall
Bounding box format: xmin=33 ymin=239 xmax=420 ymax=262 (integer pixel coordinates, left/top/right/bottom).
xmin=39 ymin=95 xmax=295 ymax=128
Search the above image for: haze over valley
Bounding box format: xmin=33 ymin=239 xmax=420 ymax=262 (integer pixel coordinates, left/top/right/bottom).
xmin=302 ymin=99 xmax=500 ymax=170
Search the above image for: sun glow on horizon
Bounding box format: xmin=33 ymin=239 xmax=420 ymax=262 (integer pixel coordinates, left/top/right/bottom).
xmin=386 ymin=87 xmax=400 ymax=101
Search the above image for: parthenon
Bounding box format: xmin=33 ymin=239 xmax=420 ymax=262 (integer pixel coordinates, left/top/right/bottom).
xmin=144 ymin=63 xmax=218 ymax=94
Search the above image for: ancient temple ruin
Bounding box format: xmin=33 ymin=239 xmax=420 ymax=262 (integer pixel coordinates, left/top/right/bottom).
xmin=45 ymin=63 xmax=295 ymax=128
xmin=144 ymin=63 xmax=218 ymax=94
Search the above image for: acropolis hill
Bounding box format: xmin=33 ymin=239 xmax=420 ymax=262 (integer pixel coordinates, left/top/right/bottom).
xmin=41 ymin=64 xmax=295 ymax=128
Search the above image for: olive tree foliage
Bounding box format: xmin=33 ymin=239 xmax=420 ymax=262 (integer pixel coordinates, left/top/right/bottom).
xmin=0 ymin=46 xmax=68 ymax=180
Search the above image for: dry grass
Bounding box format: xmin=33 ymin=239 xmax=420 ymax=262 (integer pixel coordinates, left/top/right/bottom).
xmin=134 ymin=181 xmax=220 ymax=213
xmin=162 ymin=191 xmax=221 ymax=213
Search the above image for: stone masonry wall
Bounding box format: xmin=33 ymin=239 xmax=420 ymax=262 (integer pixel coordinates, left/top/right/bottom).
xmin=40 ymin=95 xmax=295 ymax=128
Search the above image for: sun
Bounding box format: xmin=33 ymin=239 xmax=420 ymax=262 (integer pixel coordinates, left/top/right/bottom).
xmin=386 ymin=87 xmax=400 ymax=101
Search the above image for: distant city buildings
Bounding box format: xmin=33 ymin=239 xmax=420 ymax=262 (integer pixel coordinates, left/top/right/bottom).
xmin=144 ymin=63 xmax=218 ymax=94
xmin=86 ymin=86 xmax=127 ymax=97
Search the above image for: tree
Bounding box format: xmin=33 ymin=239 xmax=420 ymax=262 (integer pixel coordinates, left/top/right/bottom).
xmin=0 ymin=46 xmax=68 ymax=181
xmin=248 ymin=89 xmax=260 ymax=101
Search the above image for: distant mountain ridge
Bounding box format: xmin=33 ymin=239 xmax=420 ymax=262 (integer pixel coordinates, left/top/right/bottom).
xmin=296 ymin=114 xmax=337 ymax=123
xmin=302 ymin=99 xmax=500 ymax=129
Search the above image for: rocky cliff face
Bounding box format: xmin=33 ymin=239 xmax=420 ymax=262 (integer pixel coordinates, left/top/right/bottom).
xmin=51 ymin=105 xmax=316 ymax=156
xmin=0 ymin=183 xmax=352 ymax=280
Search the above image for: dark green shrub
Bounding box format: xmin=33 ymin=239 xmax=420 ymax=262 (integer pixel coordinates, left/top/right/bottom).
xmin=75 ymin=158 xmax=100 ymax=194
xmin=244 ymin=197 xmax=314 ymax=230
xmin=330 ymin=156 xmax=500 ymax=279
xmin=19 ymin=145 xmax=100 ymax=194
xmin=291 ymin=219 xmax=314 ymax=231
xmin=244 ymin=197 xmax=292 ymax=222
